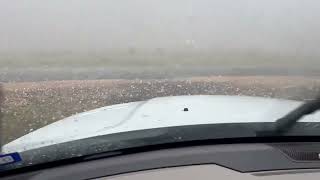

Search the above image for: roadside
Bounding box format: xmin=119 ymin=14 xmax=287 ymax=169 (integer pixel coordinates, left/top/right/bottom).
xmin=2 ymin=66 xmax=320 ymax=82
xmin=1 ymin=52 xmax=320 ymax=82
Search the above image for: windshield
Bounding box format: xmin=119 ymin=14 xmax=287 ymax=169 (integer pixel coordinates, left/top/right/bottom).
xmin=0 ymin=0 xmax=320 ymax=172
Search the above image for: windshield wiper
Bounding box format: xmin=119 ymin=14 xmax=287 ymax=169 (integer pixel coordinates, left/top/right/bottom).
xmin=0 ymin=84 xmax=4 ymax=151
xmin=270 ymin=96 xmax=320 ymax=134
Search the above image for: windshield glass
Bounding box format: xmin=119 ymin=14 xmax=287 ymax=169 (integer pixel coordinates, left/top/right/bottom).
xmin=0 ymin=0 xmax=320 ymax=172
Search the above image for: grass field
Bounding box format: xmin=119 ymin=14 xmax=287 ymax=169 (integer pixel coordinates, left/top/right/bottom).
xmin=1 ymin=51 xmax=320 ymax=68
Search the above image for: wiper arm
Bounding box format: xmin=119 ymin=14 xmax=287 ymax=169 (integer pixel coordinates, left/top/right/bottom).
xmin=273 ymin=96 xmax=320 ymax=134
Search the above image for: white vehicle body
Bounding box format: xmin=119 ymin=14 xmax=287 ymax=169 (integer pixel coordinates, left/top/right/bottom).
xmin=3 ymin=95 xmax=320 ymax=153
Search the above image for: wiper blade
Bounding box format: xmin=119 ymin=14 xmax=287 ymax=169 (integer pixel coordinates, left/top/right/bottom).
xmin=272 ymin=96 xmax=320 ymax=134
xmin=0 ymin=84 xmax=4 ymax=150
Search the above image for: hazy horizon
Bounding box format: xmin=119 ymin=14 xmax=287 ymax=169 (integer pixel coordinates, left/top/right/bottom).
xmin=0 ymin=0 xmax=320 ymax=56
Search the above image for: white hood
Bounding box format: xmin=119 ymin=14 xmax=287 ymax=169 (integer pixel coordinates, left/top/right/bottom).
xmin=2 ymin=95 xmax=320 ymax=153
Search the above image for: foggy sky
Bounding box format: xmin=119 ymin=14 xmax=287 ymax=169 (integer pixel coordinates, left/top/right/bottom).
xmin=0 ymin=0 xmax=319 ymax=54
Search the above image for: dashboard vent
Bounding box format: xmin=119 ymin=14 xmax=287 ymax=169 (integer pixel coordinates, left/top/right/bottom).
xmin=270 ymin=142 xmax=320 ymax=162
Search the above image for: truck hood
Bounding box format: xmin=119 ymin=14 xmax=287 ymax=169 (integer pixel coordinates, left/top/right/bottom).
xmin=2 ymin=95 xmax=320 ymax=153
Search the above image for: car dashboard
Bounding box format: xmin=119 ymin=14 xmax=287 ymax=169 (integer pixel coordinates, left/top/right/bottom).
xmin=2 ymin=142 xmax=320 ymax=180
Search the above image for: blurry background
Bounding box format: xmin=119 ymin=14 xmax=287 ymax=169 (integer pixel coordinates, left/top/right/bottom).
xmin=1 ymin=0 xmax=320 ymax=81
